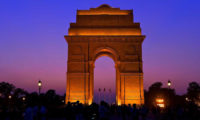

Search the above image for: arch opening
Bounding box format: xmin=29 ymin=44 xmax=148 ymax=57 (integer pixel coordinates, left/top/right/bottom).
xmin=93 ymin=56 xmax=116 ymax=104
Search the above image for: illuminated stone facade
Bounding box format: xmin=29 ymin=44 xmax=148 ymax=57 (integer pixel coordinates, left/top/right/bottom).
xmin=65 ymin=4 xmax=145 ymax=105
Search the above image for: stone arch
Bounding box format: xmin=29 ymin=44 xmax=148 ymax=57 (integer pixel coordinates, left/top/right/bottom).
xmin=65 ymin=4 xmax=145 ymax=105
xmin=92 ymin=47 xmax=119 ymax=63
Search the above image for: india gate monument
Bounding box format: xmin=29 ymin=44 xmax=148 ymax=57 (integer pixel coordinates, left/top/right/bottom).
xmin=65 ymin=4 xmax=145 ymax=105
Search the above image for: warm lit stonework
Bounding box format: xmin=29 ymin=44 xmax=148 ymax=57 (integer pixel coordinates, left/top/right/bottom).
xmin=65 ymin=4 xmax=145 ymax=105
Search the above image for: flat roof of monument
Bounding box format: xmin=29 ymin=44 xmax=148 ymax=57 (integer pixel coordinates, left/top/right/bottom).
xmin=77 ymin=4 xmax=133 ymax=15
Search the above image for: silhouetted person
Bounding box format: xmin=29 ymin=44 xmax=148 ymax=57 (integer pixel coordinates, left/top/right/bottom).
xmin=24 ymin=103 xmax=34 ymax=120
xmin=65 ymin=102 xmax=73 ymax=120
xmin=99 ymin=101 xmax=109 ymax=120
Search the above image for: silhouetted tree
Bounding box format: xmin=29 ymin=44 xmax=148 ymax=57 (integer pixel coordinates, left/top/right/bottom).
xmin=0 ymin=82 xmax=15 ymax=97
xmin=149 ymin=82 xmax=163 ymax=90
xmin=45 ymin=89 xmax=63 ymax=107
xmin=45 ymin=89 xmax=57 ymax=105
xmin=12 ymin=88 xmax=28 ymax=108
xmin=46 ymin=89 xmax=56 ymax=98
xmin=26 ymin=92 xmax=39 ymax=107
xmin=13 ymin=88 xmax=28 ymax=98
xmin=187 ymin=82 xmax=200 ymax=105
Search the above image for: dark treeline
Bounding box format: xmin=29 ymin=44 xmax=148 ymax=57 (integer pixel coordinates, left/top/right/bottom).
xmin=0 ymin=81 xmax=200 ymax=120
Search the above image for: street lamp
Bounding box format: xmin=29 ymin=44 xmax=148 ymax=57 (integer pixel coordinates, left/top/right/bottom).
xmin=167 ymin=80 xmax=171 ymax=88
xmin=22 ymin=97 xmax=26 ymax=101
xmin=8 ymin=95 xmax=12 ymax=99
xmin=167 ymin=80 xmax=172 ymax=106
xmin=38 ymin=80 xmax=42 ymax=95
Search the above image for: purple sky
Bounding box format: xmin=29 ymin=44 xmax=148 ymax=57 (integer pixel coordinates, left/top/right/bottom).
xmin=0 ymin=0 xmax=200 ymax=99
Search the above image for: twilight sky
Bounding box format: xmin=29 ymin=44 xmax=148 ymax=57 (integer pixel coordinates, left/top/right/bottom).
xmin=0 ymin=0 xmax=200 ymax=99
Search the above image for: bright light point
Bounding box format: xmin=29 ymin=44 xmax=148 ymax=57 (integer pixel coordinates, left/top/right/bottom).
xmin=89 ymin=100 xmax=92 ymax=105
xmin=157 ymin=104 xmax=165 ymax=108
xmin=118 ymin=102 xmax=121 ymax=106
xmin=38 ymin=81 xmax=42 ymax=87
xmin=156 ymin=99 xmax=164 ymax=103
xmin=168 ymin=80 xmax=171 ymax=87
xmin=8 ymin=95 xmax=12 ymax=99
xmin=22 ymin=97 xmax=26 ymax=101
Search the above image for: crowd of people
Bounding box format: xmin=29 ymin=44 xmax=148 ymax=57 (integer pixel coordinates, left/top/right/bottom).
xmin=0 ymin=100 xmax=200 ymax=120
xmin=0 ymin=102 xmax=47 ymax=120
xmin=64 ymin=101 xmax=200 ymax=120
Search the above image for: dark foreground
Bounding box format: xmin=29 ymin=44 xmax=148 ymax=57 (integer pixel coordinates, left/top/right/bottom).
xmin=0 ymin=101 xmax=200 ymax=120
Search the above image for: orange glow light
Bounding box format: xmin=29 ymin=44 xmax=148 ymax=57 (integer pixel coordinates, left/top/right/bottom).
xmin=157 ymin=103 xmax=165 ymax=108
xmin=156 ymin=98 xmax=165 ymax=108
xmin=156 ymin=98 xmax=164 ymax=103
